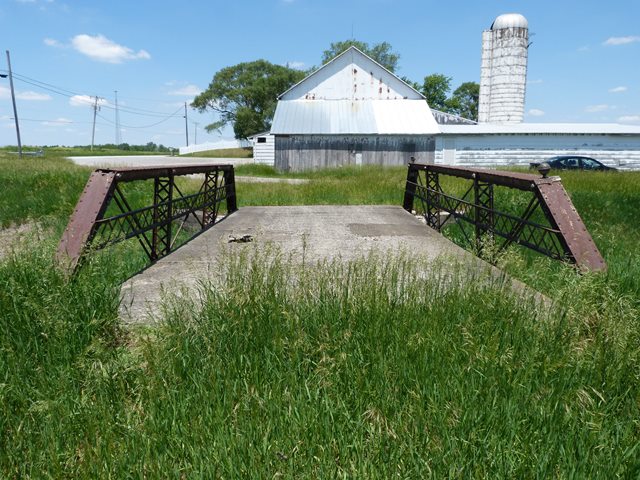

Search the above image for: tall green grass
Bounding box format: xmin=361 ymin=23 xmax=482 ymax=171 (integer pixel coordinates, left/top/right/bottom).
xmin=2 ymin=245 xmax=639 ymax=477
xmin=1 ymin=153 xmax=640 ymax=476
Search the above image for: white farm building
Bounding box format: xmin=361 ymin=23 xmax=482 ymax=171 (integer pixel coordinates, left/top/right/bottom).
xmin=258 ymin=14 xmax=640 ymax=171
xmin=270 ymin=46 xmax=439 ymax=171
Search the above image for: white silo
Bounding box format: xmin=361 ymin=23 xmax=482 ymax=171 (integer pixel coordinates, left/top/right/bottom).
xmin=478 ymin=13 xmax=529 ymax=123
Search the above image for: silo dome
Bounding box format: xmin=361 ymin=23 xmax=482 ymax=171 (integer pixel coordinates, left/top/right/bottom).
xmin=491 ymin=13 xmax=528 ymax=30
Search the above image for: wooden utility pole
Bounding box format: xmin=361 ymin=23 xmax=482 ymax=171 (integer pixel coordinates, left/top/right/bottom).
xmin=5 ymin=50 xmax=22 ymax=159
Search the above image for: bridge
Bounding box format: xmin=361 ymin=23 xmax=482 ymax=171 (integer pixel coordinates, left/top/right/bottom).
xmin=56 ymin=162 xmax=605 ymax=323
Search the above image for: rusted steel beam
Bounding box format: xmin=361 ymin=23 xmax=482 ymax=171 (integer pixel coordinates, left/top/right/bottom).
xmin=56 ymin=171 xmax=117 ymax=270
xmin=404 ymin=162 xmax=607 ymax=271
xmin=95 ymin=164 xmax=235 ymax=182
xmin=535 ymin=180 xmax=607 ymax=271
xmin=409 ymin=163 xmax=539 ymax=191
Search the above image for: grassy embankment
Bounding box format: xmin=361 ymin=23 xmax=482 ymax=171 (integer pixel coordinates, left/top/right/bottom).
xmin=180 ymin=147 xmax=253 ymax=158
xmin=1 ymin=151 xmax=639 ymax=477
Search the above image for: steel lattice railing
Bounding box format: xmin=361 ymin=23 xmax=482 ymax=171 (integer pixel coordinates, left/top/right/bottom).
xmin=403 ymin=162 xmax=606 ymax=271
xmin=57 ymin=164 xmax=237 ymax=271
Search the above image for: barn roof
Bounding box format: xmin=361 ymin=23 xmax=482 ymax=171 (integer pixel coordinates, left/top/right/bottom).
xmin=271 ymin=99 xmax=439 ymax=135
xmin=272 ymin=46 xmax=439 ymax=135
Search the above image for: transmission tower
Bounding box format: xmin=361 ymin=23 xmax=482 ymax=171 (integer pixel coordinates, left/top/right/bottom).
xmin=90 ymin=95 xmax=101 ymax=151
xmin=115 ymin=90 xmax=121 ymax=145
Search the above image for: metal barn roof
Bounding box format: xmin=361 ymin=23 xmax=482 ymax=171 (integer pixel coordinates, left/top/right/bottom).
xmin=272 ymin=47 xmax=438 ymax=135
xmin=271 ymin=99 xmax=440 ymax=135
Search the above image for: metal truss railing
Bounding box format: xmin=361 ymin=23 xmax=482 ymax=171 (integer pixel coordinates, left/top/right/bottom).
xmin=57 ymin=164 xmax=237 ymax=271
xmin=403 ymin=162 xmax=606 ymax=271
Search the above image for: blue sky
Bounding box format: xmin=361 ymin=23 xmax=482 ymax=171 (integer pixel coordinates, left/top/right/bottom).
xmin=1 ymin=0 xmax=639 ymax=147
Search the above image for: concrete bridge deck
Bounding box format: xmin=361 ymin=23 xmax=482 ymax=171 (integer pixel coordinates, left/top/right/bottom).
xmin=120 ymin=205 xmax=527 ymax=323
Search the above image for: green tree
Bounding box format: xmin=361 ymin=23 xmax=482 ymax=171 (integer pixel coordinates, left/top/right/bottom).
xmin=322 ymin=40 xmax=400 ymax=72
xmin=400 ymin=76 xmax=421 ymax=92
xmin=421 ymin=74 xmax=452 ymax=111
xmin=446 ymin=82 xmax=480 ymax=121
xmin=192 ymin=60 xmax=305 ymax=139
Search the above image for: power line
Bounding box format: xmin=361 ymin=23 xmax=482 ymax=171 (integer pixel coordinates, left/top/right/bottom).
xmin=6 ymin=71 xmax=188 ymax=118
xmin=16 ymin=117 xmax=99 ymax=125
xmin=96 ymin=105 xmax=183 ymax=129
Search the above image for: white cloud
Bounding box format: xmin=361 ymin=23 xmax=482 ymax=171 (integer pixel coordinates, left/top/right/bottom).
xmin=0 ymin=85 xmax=51 ymax=101
xmin=577 ymin=45 xmax=590 ymax=52
xmin=528 ymin=109 xmax=545 ymax=117
xmin=43 ymin=37 xmax=63 ymax=48
xmin=527 ymin=79 xmax=543 ymax=85
xmin=17 ymin=91 xmax=52 ymax=101
xmin=618 ymin=115 xmax=640 ymax=123
xmin=69 ymin=94 xmax=108 ymax=107
xmin=585 ymin=104 xmax=610 ymax=113
xmin=42 ymin=117 xmax=72 ymax=126
xmin=71 ymin=34 xmax=151 ymax=64
xmin=168 ymin=84 xmax=202 ymax=96
xmin=287 ymin=61 xmax=306 ymax=70
xmin=603 ymin=36 xmax=640 ymax=46
xmin=609 ymin=86 xmax=627 ymax=93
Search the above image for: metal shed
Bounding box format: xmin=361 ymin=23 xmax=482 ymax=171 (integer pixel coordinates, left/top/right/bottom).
xmin=248 ymin=131 xmax=275 ymax=165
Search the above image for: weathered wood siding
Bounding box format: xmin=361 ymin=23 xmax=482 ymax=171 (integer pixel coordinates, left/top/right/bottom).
xmin=435 ymin=133 xmax=640 ymax=170
xmin=275 ymin=135 xmax=435 ymax=172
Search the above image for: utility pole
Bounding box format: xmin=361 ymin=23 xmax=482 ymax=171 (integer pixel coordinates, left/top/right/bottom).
xmin=5 ymin=50 xmax=22 ymax=159
xmin=193 ymin=121 xmax=199 ymax=144
xmin=90 ymin=96 xmax=100 ymax=151
xmin=184 ymin=102 xmax=189 ymax=146
xmin=114 ymin=90 xmax=121 ymax=145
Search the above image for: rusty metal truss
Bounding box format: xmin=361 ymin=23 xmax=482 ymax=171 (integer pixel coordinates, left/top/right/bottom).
xmin=57 ymin=164 xmax=237 ymax=271
xmin=403 ymin=163 xmax=606 ymax=271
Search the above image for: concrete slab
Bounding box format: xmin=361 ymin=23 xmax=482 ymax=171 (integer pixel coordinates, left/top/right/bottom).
xmin=119 ymin=205 xmax=532 ymax=324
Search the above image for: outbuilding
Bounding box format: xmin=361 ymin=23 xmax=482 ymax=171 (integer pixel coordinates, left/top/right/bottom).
xmin=270 ymin=46 xmax=439 ymax=172
xmin=436 ymin=123 xmax=640 ymax=170
xmin=247 ymin=131 xmax=275 ymax=165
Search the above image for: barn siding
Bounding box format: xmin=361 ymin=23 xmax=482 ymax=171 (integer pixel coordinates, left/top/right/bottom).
xmin=275 ymin=135 xmax=435 ymax=172
xmin=434 ymin=133 xmax=640 ymax=170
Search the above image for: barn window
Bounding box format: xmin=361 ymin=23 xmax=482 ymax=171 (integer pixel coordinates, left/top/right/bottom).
xmin=257 ymin=137 xmax=267 ymax=143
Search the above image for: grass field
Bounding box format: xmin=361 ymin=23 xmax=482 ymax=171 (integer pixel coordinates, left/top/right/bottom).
xmin=180 ymin=147 xmax=253 ymax=158
xmin=1 ymin=152 xmax=639 ymax=477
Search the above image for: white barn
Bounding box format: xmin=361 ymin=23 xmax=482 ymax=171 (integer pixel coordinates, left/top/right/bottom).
xmin=436 ymin=123 xmax=640 ymax=170
xmin=270 ymin=46 xmax=439 ymax=171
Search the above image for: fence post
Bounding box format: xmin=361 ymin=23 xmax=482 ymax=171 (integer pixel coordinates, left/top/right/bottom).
xmin=403 ymin=163 xmax=418 ymax=212
xmin=223 ymin=167 xmax=237 ymax=214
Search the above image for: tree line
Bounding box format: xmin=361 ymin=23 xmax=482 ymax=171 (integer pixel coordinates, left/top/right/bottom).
xmin=192 ymin=40 xmax=479 ymax=140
